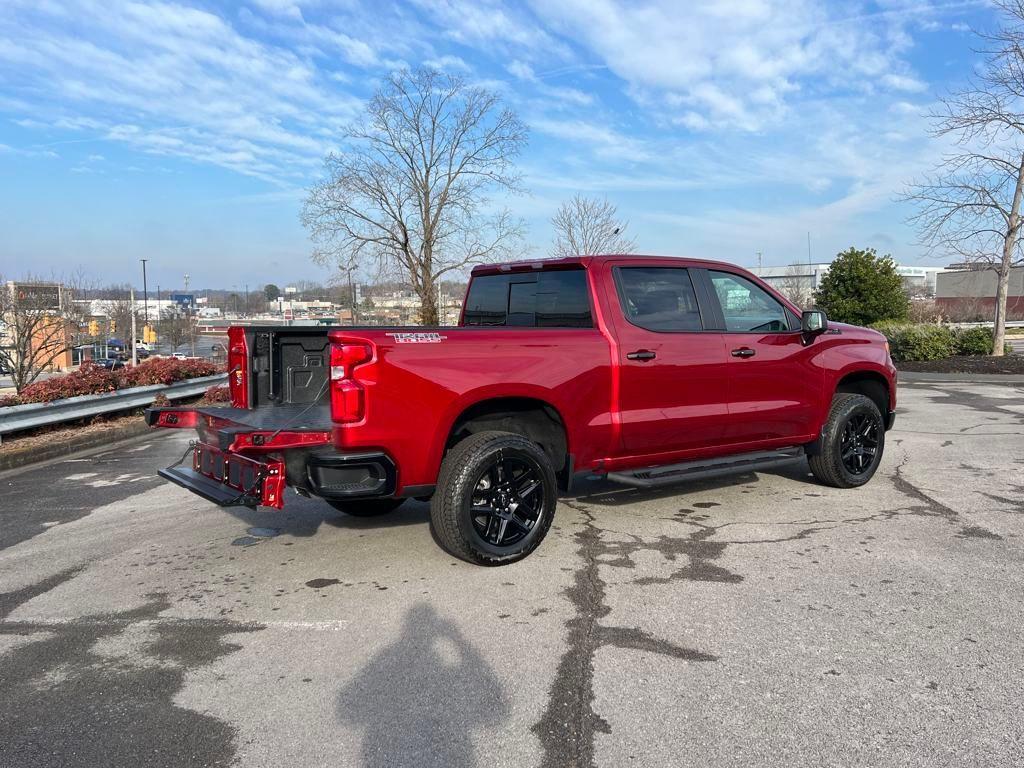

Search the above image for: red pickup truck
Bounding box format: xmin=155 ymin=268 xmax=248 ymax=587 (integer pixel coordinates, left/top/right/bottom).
xmin=148 ymin=255 xmax=896 ymax=565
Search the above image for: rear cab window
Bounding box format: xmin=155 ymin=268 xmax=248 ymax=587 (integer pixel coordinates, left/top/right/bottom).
xmin=463 ymin=268 xmax=593 ymax=328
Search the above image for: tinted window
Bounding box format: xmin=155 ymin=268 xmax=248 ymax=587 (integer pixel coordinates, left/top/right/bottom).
xmin=462 ymin=269 xmax=593 ymax=328
xmin=615 ymin=267 xmax=703 ymax=331
xmin=709 ymin=271 xmax=791 ymax=332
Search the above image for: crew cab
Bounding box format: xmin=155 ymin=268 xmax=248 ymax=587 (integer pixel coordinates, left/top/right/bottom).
xmin=147 ymin=255 xmax=896 ymax=564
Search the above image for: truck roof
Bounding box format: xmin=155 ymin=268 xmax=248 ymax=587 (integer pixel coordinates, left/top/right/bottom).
xmin=470 ymin=254 xmax=745 ymax=276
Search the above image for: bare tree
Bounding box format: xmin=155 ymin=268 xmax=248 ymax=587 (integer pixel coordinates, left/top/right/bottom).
xmin=774 ymin=263 xmax=815 ymax=308
xmin=0 ymin=280 xmax=76 ymax=393
xmin=903 ymin=0 xmax=1024 ymax=356
xmin=551 ymin=194 xmax=637 ymax=257
xmin=158 ymin=309 xmax=196 ymax=353
xmin=303 ymin=68 xmax=528 ymax=325
xmin=100 ymin=290 xmax=142 ymax=342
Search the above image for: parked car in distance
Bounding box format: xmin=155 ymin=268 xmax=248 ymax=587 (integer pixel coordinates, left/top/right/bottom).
xmin=147 ymin=254 xmax=897 ymax=565
xmin=96 ymin=357 xmax=126 ymax=370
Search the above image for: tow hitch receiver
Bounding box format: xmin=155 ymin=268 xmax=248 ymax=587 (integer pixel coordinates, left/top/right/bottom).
xmin=158 ymin=442 xmax=286 ymax=509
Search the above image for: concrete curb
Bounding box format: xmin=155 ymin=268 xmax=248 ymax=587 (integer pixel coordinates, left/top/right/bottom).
xmin=0 ymin=418 xmax=152 ymax=473
xmin=899 ymin=370 xmax=1024 ymax=385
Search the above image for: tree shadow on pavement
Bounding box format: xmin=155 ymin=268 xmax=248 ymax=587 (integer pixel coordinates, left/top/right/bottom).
xmin=338 ymin=602 xmax=509 ymax=768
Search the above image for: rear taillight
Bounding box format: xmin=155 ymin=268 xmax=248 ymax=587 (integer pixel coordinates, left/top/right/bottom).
xmin=329 ymin=342 xmax=372 ymax=423
xmin=227 ymin=326 xmax=249 ymax=409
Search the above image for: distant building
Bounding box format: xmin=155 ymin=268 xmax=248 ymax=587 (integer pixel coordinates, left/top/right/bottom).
xmin=748 ymin=262 xmax=949 ymax=298
xmin=2 ymin=282 xmax=73 ymax=373
xmin=935 ymin=267 xmax=1024 ymax=321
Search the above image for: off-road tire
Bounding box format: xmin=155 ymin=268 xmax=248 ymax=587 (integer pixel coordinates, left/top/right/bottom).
xmin=808 ymin=393 xmax=885 ymax=488
xmin=325 ymin=498 xmax=406 ymax=517
xmin=431 ymin=430 xmax=557 ymax=565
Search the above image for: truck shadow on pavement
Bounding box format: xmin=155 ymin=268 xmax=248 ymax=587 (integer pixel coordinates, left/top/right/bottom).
xmin=337 ymin=602 xmax=508 ymax=768
xmin=221 ymin=499 xmax=431 ymax=538
xmin=567 ymin=460 xmax=820 ymax=508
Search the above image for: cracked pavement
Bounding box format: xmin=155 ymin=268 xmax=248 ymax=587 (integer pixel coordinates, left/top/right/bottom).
xmin=1 ymin=380 xmax=1023 ymax=767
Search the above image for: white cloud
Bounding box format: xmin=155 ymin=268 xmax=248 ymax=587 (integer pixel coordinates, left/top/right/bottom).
xmin=882 ymin=73 xmax=928 ymax=92
xmin=0 ymin=0 xmax=364 ymax=182
xmin=523 ymin=0 xmax=934 ymax=131
xmin=507 ymin=60 xmax=536 ymax=81
xmin=423 ymin=54 xmax=471 ymax=72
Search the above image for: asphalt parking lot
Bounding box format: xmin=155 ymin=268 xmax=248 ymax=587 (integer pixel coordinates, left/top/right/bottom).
xmin=1 ymin=380 xmax=1023 ymax=768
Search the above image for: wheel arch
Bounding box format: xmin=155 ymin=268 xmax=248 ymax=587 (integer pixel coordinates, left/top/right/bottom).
xmin=835 ymin=370 xmax=890 ymax=419
xmin=442 ymin=395 xmax=571 ymax=488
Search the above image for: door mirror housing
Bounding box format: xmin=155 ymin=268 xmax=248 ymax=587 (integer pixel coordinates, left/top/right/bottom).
xmin=801 ymin=309 xmax=828 ymax=338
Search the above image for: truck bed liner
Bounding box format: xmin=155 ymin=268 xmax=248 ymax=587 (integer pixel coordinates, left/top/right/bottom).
xmin=196 ymin=404 xmax=331 ymax=431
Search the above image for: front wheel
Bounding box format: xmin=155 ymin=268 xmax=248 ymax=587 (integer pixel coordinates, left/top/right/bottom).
xmin=325 ymin=498 xmax=405 ymax=517
xmin=809 ymin=393 xmax=885 ymax=488
xmin=431 ymin=431 xmax=557 ymax=565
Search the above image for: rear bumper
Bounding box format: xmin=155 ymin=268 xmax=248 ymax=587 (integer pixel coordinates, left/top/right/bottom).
xmin=305 ymin=450 xmax=397 ymax=499
xmin=155 ymin=440 xmax=398 ymax=509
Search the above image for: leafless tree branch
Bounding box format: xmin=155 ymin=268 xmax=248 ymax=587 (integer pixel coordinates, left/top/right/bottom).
xmin=302 ymin=68 xmax=528 ymax=324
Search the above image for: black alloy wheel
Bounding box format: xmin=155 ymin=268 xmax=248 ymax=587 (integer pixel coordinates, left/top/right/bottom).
xmin=840 ymin=411 xmax=880 ymax=475
xmin=468 ymin=455 xmax=545 ymax=548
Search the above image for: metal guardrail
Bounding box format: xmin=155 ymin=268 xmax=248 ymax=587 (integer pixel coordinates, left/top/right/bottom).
xmin=0 ymin=374 xmax=226 ymax=439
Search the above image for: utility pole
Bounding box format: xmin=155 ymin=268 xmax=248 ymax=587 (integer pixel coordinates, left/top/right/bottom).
xmin=807 ymin=232 xmax=812 ymax=267
xmin=244 ymin=283 xmax=249 ymax=317
xmin=348 ymin=268 xmax=359 ymax=325
xmin=130 ymin=288 xmax=138 ymax=367
xmin=140 ymin=258 xmax=149 ymax=326
xmin=756 ymin=251 xmax=763 ymax=269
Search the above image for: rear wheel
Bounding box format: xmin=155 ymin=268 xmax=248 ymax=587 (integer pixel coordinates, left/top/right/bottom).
xmin=431 ymin=431 xmax=557 ymax=565
xmin=808 ymin=393 xmax=885 ymax=488
xmin=325 ymin=498 xmax=405 ymax=517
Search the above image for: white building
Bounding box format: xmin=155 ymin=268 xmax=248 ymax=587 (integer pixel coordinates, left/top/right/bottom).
xmin=748 ymin=263 xmax=949 ymax=297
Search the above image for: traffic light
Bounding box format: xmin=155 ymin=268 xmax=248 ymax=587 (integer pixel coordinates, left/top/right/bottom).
xmin=144 ymin=325 xmax=156 ymax=344
xmin=109 ymin=319 xmax=116 ymax=333
xmin=88 ymin=320 xmax=99 ymax=337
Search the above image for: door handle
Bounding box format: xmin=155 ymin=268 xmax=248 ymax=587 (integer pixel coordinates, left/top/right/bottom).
xmin=731 ymin=347 xmax=756 ymax=358
xmin=626 ymin=349 xmax=657 ymax=361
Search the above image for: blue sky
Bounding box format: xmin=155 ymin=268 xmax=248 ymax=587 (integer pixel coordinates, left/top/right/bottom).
xmin=0 ymin=0 xmax=997 ymax=290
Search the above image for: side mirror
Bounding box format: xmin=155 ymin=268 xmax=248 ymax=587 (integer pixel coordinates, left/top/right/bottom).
xmin=801 ymin=309 xmax=828 ymax=338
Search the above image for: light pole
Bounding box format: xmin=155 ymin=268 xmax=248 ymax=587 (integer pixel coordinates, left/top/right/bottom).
xmin=140 ymin=258 xmax=149 ymax=326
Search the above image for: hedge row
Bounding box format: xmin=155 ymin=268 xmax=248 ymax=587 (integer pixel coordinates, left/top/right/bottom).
xmin=871 ymin=323 xmax=1008 ymax=361
xmin=0 ymin=357 xmax=221 ymax=407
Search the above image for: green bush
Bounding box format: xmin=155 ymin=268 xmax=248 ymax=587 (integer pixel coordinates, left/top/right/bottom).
xmin=953 ymin=327 xmax=995 ymax=356
xmin=814 ymin=247 xmax=909 ymax=326
xmin=871 ymin=322 xmax=955 ymax=361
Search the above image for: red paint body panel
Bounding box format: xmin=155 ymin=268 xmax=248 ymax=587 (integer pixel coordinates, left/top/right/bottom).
xmin=328 ymin=327 xmax=615 ymax=491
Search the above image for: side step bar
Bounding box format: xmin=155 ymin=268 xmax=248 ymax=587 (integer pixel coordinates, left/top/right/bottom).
xmin=606 ymin=447 xmax=805 ymax=489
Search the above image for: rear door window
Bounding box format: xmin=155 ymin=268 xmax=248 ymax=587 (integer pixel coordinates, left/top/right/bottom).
xmin=463 ymin=269 xmax=593 ymax=328
xmin=614 ymin=267 xmax=704 ymax=332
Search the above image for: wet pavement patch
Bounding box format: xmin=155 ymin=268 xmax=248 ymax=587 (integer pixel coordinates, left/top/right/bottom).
xmin=305 ymin=578 xmax=342 ymax=589
xmin=956 ymin=525 xmax=1003 ymax=540
xmin=246 ymin=527 xmax=281 ymax=538
xmin=231 ymin=536 xmax=261 ymax=547
xmin=0 ymin=572 xmax=263 ymax=768
xmin=533 ymin=504 xmax=717 ymax=768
